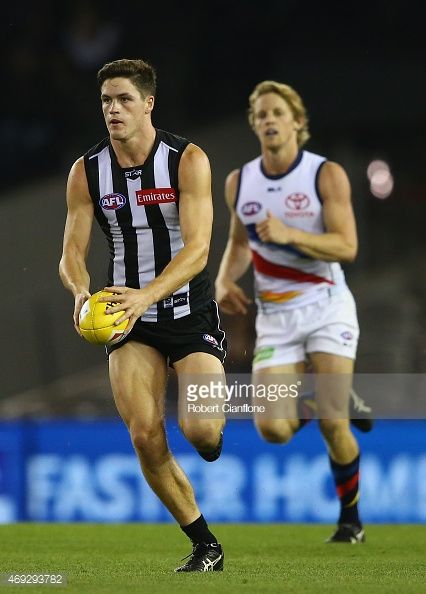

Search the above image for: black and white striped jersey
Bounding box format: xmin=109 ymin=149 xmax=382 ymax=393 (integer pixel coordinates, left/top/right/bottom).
xmin=83 ymin=128 xmax=212 ymax=322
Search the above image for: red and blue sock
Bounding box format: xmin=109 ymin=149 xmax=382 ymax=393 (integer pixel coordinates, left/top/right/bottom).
xmin=329 ymin=453 xmax=361 ymax=527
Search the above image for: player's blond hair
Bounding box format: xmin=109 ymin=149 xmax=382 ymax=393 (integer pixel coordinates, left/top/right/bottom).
xmin=248 ymin=80 xmax=310 ymax=147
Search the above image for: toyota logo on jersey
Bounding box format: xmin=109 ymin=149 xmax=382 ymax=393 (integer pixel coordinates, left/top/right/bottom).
xmin=285 ymin=193 xmax=310 ymax=210
xmin=100 ymin=193 xmax=127 ymax=210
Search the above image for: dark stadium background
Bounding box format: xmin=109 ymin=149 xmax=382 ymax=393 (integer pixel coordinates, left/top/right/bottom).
xmin=0 ymin=0 xmax=425 ymax=528
xmin=2 ymin=0 xmax=425 ymax=403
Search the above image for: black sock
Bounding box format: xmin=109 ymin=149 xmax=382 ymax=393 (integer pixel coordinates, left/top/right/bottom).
xmin=180 ymin=514 xmax=217 ymax=545
xmin=329 ymin=454 xmax=361 ymax=527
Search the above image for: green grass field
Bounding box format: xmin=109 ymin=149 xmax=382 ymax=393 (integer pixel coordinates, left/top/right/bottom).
xmin=0 ymin=524 xmax=425 ymax=593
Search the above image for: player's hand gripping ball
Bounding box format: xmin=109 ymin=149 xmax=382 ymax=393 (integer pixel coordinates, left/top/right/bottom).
xmin=79 ymin=290 xmax=128 ymax=345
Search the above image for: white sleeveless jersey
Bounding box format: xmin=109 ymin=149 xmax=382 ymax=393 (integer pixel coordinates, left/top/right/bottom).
xmin=235 ymin=150 xmax=348 ymax=310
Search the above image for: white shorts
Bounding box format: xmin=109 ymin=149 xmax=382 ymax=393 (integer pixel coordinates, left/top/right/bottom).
xmin=253 ymin=290 xmax=359 ymax=369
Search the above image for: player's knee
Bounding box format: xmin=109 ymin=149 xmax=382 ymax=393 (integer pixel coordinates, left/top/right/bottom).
xmin=319 ymin=418 xmax=349 ymax=442
xmin=130 ymin=422 xmax=167 ymax=457
xmin=255 ymin=420 xmax=294 ymax=444
xmin=179 ymin=419 xmax=223 ymax=451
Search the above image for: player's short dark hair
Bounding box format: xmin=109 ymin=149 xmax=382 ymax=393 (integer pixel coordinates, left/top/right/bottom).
xmin=97 ymin=59 xmax=157 ymax=98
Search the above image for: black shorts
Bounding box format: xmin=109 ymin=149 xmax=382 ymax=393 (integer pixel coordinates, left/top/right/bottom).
xmin=107 ymin=300 xmax=227 ymax=366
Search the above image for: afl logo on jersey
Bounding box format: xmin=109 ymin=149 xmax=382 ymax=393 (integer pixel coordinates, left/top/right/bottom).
xmin=100 ymin=193 xmax=127 ymax=210
xmin=285 ymin=193 xmax=310 ymax=210
xmin=242 ymin=201 xmax=262 ymax=216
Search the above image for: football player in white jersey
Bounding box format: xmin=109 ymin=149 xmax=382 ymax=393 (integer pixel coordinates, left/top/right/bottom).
xmin=216 ymin=80 xmax=368 ymax=543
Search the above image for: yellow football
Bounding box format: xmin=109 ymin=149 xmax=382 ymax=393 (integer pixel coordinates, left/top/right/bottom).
xmin=78 ymin=290 xmax=128 ymax=345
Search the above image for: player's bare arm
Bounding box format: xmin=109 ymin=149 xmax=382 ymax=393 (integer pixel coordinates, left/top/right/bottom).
xmin=215 ymin=169 xmax=252 ymax=315
xmin=59 ymin=157 xmax=94 ymax=334
xmin=103 ymin=144 xmax=214 ymax=328
xmin=255 ymin=162 xmax=358 ymax=262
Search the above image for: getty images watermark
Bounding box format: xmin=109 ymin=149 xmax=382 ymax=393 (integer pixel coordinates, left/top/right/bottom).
xmin=178 ymin=373 xmax=426 ymax=420
xmin=178 ymin=373 xmax=311 ymax=419
xmin=186 ymin=379 xmax=302 ymax=414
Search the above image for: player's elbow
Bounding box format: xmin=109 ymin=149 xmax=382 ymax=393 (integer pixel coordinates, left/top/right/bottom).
xmin=193 ymin=242 xmax=210 ymax=271
xmin=200 ymin=244 xmax=210 ymax=269
xmin=333 ymin=232 xmax=357 ymax=263
xmin=340 ymin=241 xmax=357 ymax=263
xmin=345 ymin=251 xmax=357 ymax=264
